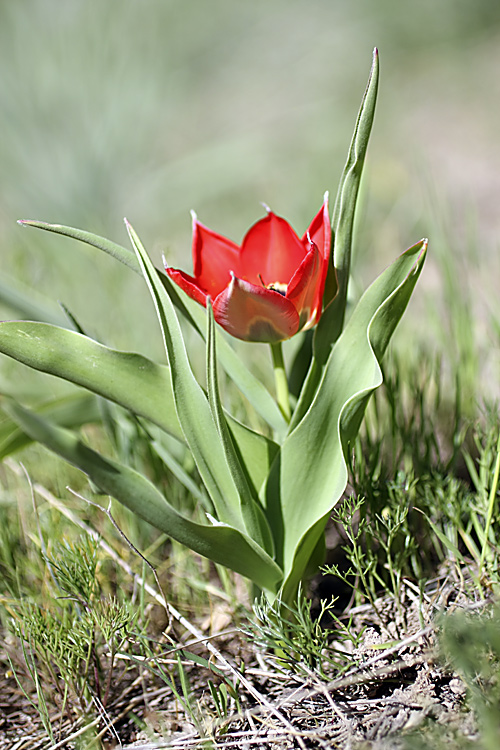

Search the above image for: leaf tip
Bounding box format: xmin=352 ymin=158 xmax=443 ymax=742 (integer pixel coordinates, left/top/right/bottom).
xmin=17 ymin=219 xmax=51 ymax=229
xmin=124 ymin=218 xmax=137 ymax=244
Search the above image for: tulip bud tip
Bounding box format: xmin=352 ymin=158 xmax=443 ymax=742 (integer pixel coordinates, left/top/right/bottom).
xmin=261 ymin=202 xmax=272 ymax=214
xmin=162 ymin=253 xmax=168 ymax=268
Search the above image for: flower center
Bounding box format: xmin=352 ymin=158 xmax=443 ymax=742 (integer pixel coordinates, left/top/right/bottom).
xmin=258 ymin=274 xmax=288 ymax=296
xmin=267 ymin=282 xmax=288 ymax=296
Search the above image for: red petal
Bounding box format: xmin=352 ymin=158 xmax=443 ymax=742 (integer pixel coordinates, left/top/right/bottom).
xmin=165 ymin=267 xmax=207 ymax=307
xmin=301 ymin=193 xmax=331 ymax=261
xmin=213 ymin=274 xmax=300 ymax=343
xmin=239 ymin=212 xmax=306 ymax=287
xmin=191 ymin=214 xmax=240 ymax=298
xmin=286 ymin=240 xmax=324 ymax=330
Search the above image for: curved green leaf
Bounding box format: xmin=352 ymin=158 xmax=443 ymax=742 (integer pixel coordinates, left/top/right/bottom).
xmin=227 ymin=418 xmax=280 ymax=497
xmin=320 ymin=47 xmax=379 ymax=336
xmin=263 ymin=239 xmax=427 ymax=602
xmin=18 ymin=220 xmax=139 ymax=272
xmin=4 ymin=400 xmax=283 ymax=593
xmin=0 ymin=321 xmax=184 ymax=442
xmin=127 ymin=221 xmax=244 ymax=530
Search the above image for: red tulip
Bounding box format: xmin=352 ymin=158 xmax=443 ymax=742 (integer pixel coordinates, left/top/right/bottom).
xmin=165 ymin=195 xmax=331 ymax=343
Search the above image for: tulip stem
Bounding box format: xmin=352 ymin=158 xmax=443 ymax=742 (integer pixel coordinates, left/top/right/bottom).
xmin=270 ymin=342 xmax=291 ymax=423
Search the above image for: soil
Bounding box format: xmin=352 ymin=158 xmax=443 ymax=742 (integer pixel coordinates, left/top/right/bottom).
xmin=0 ymin=567 xmax=488 ymax=750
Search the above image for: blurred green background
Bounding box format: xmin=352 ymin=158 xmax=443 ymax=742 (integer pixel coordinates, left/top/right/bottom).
xmin=1 ymin=0 xmax=499 ymax=381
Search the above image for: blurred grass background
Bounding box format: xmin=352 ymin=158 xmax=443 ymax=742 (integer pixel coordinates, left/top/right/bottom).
xmin=1 ymin=0 xmax=499 ymax=394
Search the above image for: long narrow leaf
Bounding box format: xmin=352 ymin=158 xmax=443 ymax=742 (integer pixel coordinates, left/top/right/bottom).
xmin=321 ymin=47 xmax=379 ymax=331
xmin=5 ymin=401 xmax=282 ymax=593
xmin=126 ymin=220 xmax=244 ymax=530
xmin=18 ymin=220 xmax=139 ymax=272
xmin=0 ymin=320 xmax=279 ymax=495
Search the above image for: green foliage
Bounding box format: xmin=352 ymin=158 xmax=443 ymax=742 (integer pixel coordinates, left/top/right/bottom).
xmin=9 ymin=536 xmax=139 ymax=722
xmin=247 ymin=588 xmax=361 ymax=678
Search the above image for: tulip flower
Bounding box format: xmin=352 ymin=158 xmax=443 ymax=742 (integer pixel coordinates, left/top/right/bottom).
xmin=165 ymin=196 xmax=331 ymax=343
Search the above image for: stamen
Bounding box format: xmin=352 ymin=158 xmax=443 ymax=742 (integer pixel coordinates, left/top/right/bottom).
xmin=258 ymin=273 xmax=288 ymax=296
xmin=267 ymin=282 xmax=288 ymax=296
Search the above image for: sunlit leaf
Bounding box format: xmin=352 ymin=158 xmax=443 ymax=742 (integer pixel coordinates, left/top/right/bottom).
xmin=0 ymin=322 xmax=184 ymax=442
xmin=0 ymin=320 xmax=278 ymax=496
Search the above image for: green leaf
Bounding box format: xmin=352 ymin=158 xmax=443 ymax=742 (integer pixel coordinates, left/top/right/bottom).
xmin=420 ymin=511 xmax=464 ymax=561
xmin=18 ymin=219 xmax=139 ymax=272
xmin=0 ymin=272 xmax=68 ymax=327
xmin=127 ymin=220 xmax=244 ymax=530
xmin=263 ymin=239 xmax=427 ymax=602
xmin=293 ymin=49 xmax=379 ymax=427
xmin=0 ymin=321 xmax=184 ymax=442
xmin=227 ymin=418 xmax=280 ymax=497
xmin=18 ymin=219 xmax=287 ymax=435
xmin=206 ymin=300 xmax=274 ymax=554
xmin=321 ymin=47 xmax=379 ymax=325
xmin=4 ymin=400 xmax=283 ymax=593
xmin=0 ymin=392 xmax=101 ymax=460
